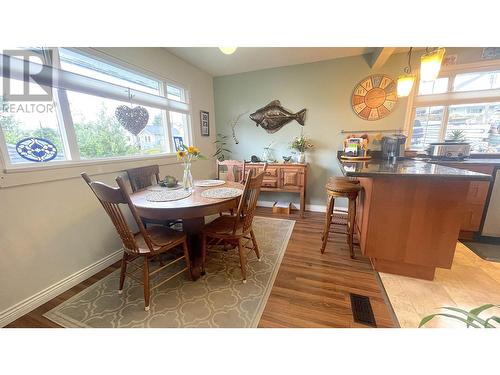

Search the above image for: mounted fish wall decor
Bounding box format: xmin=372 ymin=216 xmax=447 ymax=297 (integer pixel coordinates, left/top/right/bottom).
xmin=249 ymin=100 xmax=306 ymax=134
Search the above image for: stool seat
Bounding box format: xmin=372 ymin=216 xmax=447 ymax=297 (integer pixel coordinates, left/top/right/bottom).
xmin=327 ymin=176 xmax=360 ymax=184
xmin=325 ymin=180 xmax=362 ymax=194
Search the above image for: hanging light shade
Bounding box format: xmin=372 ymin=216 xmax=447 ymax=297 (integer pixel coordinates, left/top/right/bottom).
xmin=396 ymin=47 xmax=415 ymax=97
xmin=420 ymin=48 xmax=446 ymax=82
xmin=219 ymin=47 xmax=237 ymax=55
xmin=397 ymin=74 xmax=416 ymax=97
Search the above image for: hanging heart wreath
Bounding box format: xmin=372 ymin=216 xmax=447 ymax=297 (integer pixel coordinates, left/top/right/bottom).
xmin=115 ymin=105 xmax=149 ymax=136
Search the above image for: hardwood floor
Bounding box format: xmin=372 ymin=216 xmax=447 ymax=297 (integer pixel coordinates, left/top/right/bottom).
xmin=6 ymin=207 xmax=397 ymax=328
xmin=258 ymin=208 xmax=396 ymax=327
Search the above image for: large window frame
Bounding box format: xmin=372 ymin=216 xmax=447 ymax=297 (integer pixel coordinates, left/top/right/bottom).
xmin=404 ymin=60 xmax=500 ymax=154
xmin=0 ymin=47 xmax=192 ymax=171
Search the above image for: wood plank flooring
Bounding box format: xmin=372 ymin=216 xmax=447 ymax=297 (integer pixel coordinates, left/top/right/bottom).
xmin=379 ymin=242 xmax=500 ymax=328
xmin=6 ymin=208 xmax=397 ymax=328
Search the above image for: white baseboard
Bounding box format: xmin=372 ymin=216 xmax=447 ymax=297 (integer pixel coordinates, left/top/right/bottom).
xmin=257 ymin=200 xmax=347 ymax=213
xmin=0 ymin=248 xmax=123 ymax=327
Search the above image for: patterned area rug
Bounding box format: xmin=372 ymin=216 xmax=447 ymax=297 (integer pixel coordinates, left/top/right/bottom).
xmin=44 ymin=216 xmax=294 ymax=328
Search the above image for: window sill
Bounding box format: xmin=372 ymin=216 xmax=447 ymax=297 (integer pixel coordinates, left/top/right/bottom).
xmin=0 ymin=153 xmax=187 ymax=188
xmin=3 ymin=152 xmax=178 ymax=174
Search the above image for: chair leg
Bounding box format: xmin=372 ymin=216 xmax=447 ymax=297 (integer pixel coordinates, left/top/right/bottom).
xmin=182 ymin=240 xmax=193 ymax=280
xmin=250 ymin=229 xmax=261 ymax=261
xmin=320 ymin=194 xmax=335 ymax=253
xmin=143 ymin=257 xmax=150 ymax=311
xmin=118 ymin=253 xmax=127 ymax=294
xmin=347 ymin=197 xmax=356 ymax=259
xmin=237 ymin=239 xmax=247 ymax=283
xmin=201 ymin=233 xmax=207 ymax=276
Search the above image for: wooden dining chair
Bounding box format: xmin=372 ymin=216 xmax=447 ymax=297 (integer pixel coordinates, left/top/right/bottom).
xmin=217 ymin=159 xmax=246 ymax=183
xmin=216 ymin=160 xmax=247 ymax=216
xmin=126 ymin=165 xmax=161 ymax=192
xmin=125 ymin=165 xmax=179 ymax=229
xmin=81 ymin=172 xmax=192 ymax=311
xmin=201 ymin=165 xmax=267 ymax=283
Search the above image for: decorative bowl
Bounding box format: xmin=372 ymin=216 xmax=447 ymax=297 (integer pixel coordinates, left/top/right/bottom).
xmin=159 ymin=175 xmax=178 ymax=188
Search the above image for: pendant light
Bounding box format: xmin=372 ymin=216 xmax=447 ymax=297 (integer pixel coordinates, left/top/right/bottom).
xmin=397 ymin=47 xmax=416 ymax=97
xmin=420 ymin=47 xmax=446 ymax=82
xmin=219 ymin=47 xmax=237 ymax=55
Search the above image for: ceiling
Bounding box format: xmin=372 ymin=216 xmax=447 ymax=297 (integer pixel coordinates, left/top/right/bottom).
xmin=166 ymin=47 xmax=379 ymax=77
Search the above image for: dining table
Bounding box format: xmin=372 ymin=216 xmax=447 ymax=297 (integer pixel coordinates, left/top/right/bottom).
xmin=129 ymin=180 xmax=245 ymax=279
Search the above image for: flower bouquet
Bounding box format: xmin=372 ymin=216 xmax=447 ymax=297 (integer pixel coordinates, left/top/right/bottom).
xmin=176 ymin=145 xmax=207 ymax=190
xmin=290 ymin=135 xmax=314 ymax=163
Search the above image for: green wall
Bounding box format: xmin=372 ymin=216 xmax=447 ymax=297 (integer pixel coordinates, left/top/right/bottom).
xmin=213 ymin=48 xmax=487 ymax=209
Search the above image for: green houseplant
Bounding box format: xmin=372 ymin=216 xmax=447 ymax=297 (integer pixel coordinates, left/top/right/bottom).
xmin=290 ymin=135 xmax=314 ymax=163
xmin=213 ymin=133 xmax=232 ymax=162
xmin=419 ymin=304 xmax=500 ymax=328
xmin=447 ymin=129 xmax=466 ymax=142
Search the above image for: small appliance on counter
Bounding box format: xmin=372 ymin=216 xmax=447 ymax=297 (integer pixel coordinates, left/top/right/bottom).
xmin=381 ymin=134 xmax=407 ymax=160
xmin=427 ymin=141 xmax=471 ymax=160
xmin=341 ymin=134 xmax=371 ymax=160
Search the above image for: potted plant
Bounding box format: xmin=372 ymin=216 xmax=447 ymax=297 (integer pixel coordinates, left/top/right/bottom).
xmin=213 ymin=133 xmax=232 ymax=161
xmin=419 ymin=304 xmax=499 ymax=328
xmin=446 ymin=129 xmax=467 ymax=143
xmin=290 ymin=135 xmax=314 ymax=163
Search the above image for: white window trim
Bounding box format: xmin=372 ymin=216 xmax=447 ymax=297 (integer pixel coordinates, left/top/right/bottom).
xmin=0 ymin=47 xmax=194 ymax=173
xmin=404 ymin=60 xmax=500 ymax=151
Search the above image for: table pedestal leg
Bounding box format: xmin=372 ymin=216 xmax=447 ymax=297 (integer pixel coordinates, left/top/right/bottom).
xmin=182 ymin=217 xmax=205 ymax=280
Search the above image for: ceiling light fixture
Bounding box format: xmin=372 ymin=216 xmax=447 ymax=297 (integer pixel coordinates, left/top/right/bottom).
xmin=397 ymin=47 xmax=416 ymax=97
xmin=420 ymin=47 xmax=446 ymax=82
xmin=219 ymin=47 xmax=237 ymax=55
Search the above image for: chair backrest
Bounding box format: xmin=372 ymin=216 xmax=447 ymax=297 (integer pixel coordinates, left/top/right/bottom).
xmin=234 ymin=163 xmax=267 ymax=234
xmin=81 ymin=172 xmax=152 ymax=253
xmin=217 ymin=159 xmax=245 ymax=183
xmin=126 ymin=165 xmax=160 ymax=192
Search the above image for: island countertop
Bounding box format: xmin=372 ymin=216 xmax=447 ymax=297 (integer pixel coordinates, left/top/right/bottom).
xmin=337 ymin=158 xmax=492 ymax=180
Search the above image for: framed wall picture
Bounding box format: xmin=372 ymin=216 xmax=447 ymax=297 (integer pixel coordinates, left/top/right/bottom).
xmin=200 ymin=110 xmax=210 ymax=136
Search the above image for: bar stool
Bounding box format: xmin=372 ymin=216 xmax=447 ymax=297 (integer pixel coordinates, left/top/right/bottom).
xmin=320 ymin=177 xmax=362 ymax=258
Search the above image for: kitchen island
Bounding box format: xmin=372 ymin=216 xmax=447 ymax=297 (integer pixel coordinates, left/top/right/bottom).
xmin=338 ymin=158 xmax=492 ymax=280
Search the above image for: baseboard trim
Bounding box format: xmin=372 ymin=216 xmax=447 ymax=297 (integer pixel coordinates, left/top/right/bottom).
xmin=257 ymin=200 xmax=347 ymax=213
xmin=0 ymin=248 xmax=123 ymax=327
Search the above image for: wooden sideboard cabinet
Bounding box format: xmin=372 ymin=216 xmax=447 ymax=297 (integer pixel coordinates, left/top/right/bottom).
xmin=245 ymin=163 xmax=308 ymax=216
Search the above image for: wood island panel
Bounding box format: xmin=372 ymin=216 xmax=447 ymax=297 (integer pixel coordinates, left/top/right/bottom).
xmin=355 ymin=176 xmax=471 ymax=280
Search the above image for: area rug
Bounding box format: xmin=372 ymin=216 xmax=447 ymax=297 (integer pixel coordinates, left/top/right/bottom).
xmin=44 ymin=216 xmax=294 ymax=328
xmin=462 ymin=241 xmax=500 ymax=262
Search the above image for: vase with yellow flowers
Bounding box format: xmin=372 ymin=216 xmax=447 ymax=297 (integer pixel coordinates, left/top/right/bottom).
xmin=176 ymin=145 xmax=207 ymax=191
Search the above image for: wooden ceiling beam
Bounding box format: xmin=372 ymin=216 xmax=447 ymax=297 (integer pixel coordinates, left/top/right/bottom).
xmin=369 ymin=47 xmax=396 ymax=70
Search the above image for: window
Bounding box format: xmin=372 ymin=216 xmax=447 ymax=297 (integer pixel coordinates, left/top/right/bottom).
xmin=169 ymin=111 xmax=190 ymax=149
xmin=418 ymin=77 xmax=449 ymax=95
xmin=66 ymin=91 xmax=168 ymax=159
xmin=407 ymin=64 xmax=500 ymax=153
xmin=453 ymin=70 xmax=500 ymax=92
xmin=410 ymin=106 xmax=445 ymax=149
xmin=0 ymin=48 xmax=191 ymax=168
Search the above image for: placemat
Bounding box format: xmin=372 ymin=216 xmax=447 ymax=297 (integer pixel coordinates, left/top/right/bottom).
xmin=145 ymin=189 xmax=192 ymax=202
xmin=148 ymin=184 xmax=182 ymax=191
xmin=201 ymin=187 xmax=243 ymax=199
xmin=194 ymin=180 xmax=226 ymax=187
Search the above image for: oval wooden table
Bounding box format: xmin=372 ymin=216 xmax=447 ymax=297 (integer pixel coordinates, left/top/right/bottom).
xmin=129 ymin=181 xmax=244 ymax=279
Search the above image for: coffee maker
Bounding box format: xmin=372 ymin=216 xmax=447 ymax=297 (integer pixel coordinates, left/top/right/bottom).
xmin=381 ymin=134 xmax=407 ymax=159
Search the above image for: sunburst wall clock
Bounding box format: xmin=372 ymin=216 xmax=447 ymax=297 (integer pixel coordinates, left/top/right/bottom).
xmin=351 ymin=74 xmax=398 ymax=121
